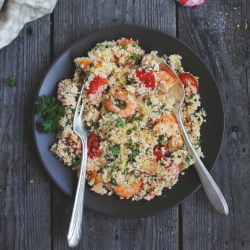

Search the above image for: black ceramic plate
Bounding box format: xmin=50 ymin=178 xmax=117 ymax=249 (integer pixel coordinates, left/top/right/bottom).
xmin=33 ymin=25 xmax=224 ymax=218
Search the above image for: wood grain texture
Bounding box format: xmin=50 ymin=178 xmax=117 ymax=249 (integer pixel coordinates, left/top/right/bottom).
xmin=0 ymin=16 xmax=52 ymax=250
xmin=178 ymin=0 xmax=250 ymax=249
xmin=1 ymin=0 xmax=250 ymax=249
xmin=52 ymin=0 xmax=179 ymax=249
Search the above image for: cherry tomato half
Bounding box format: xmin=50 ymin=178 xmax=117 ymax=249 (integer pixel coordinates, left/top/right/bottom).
xmin=87 ymin=132 xmax=102 ymax=159
xmin=136 ymin=70 xmax=156 ymax=88
xmin=87 ymin=76 xmax=108 ymax=95
xmin=178 ymin=72 xmax=198 ymax=92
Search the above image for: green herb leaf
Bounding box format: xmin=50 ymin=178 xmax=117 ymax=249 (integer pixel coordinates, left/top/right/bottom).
xmin=90 ymin=120 xmax=99 ymax=129
xmin=194 ymin=139 xmax=204 ymax=146
xmin=133 ymin=171 xmax=140 ymax=179
xmin=146 ymin=97 xmax=152 ymax=106
xmin=127 ymin=115 xmax=142 ymax=123
xmin=127 ymin=129 xmax=132 ymax=135
xmin=130 ymin=53 xmax=138 ymax=60
xmin=131 ymin=149 xmax=140 ymax=158
xmin=125 ymin=76 xmax=132 ymax=85
xmin=127 ymin=140 xmax=134 ymax=149
xmin=185 ymin=155 xmax=191 ymax=163
xmin=115 ymin=118 xmax=126 ymax=128
xmin=109 ymin=177 xmax=118 ymax=186
xmin=124 ymin=168 xmax=129 ymax=175
xmin=35 ymin=96 xmax=64 ymax=133
xmin=159 ymin=105 xmax=165 ymax=110
xmin=15 ymin=134 xmax=21 ymax=141
xmin=89 ymin=62 xmax=94 ymax=68
xmin=5 ymin=75 xmax=16 ymax=87
xmin=5 ymin=105 xmax=14 ymax=110
xmin=72 ymin=155 xmax=80 ymax=165
xmin=122 ymin=45 xmax=127 ymax=50
xmin=109 ymin=145 xmax=120 ymax=157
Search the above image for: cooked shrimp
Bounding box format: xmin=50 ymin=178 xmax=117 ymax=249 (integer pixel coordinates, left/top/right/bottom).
xmin=107 ymin=88 xmax=138 ymax=118
xmin=114 ymin=178 xmax=142 ymax=199
xmin=155 ymin=70 xmax=175 ymax=94
xmin=154 ymin=114 xmax=178 ymax=135
xmin=154 ymin=115 xmax=183 ymax=151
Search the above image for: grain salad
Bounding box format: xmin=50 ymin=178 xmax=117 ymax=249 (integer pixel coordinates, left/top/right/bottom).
xmin=51 ymin=38 xmax=206 ymax=201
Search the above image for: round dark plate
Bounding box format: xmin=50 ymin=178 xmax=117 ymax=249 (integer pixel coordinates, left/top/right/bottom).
xmin=33 ymin=25 xmax=224 ymax=218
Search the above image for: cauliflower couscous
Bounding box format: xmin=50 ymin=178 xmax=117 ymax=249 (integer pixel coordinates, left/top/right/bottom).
xmin=51 ymin=38 xmax=206 ymax=201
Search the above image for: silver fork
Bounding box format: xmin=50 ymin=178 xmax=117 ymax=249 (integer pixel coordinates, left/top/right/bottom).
xmin=67 ymin=84 xmax=88 ymax=247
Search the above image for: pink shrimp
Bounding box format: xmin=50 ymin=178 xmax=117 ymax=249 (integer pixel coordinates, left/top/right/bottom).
xmin=155 ymin=115 xmax=183 ymax=151
xmin=114 ymin=178 xmax=142 ymax=199
xmin=107 ymin=88 xmax=138 ymax=118
xmin=155 ymin=70 xmax=175 ymax=94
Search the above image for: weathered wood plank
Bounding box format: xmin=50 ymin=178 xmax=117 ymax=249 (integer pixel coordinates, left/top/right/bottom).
xmin=52 ymin=0 xmax=178 ymax=249
xmin=178 ymin=0 xmax=250 ymax=249
xmin=0 ymin=16 xmax=52 ymax=249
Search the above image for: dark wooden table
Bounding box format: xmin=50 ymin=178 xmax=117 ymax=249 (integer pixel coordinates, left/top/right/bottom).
xmin=1 ymin=0 xmax=249 ymax=249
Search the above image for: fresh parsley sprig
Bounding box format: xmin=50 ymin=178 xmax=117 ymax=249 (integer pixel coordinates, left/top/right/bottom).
xmin=5 ymin=75 xmax=16 ymax=87
xmin=35 ymin=96 xmax=64 ymax=133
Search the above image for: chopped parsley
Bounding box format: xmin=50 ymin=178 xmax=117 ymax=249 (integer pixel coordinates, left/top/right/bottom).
xmin=134 ymin=171 xmax=140 ymax=179
xmin=5 ymin=75 xmax=16 ymax=87
xmin=130 ymin=53 xmax=138 ymax=60
xmin=124 ymin=168 xmax=129 ymax=175
xmin=89 ymin=62 xmax=94 ymax=68
xmin=72 ymin=156 xmax=80 ymax=165
xmin=115 ymin=118 xmax=126 ymax=128
xmin=114 ymin=99 xmax=126 ymax=108
xmin=127 ymin=129 xmax=132 ymax=135
xmin=159 ymin=105 xmax=165 ymax=110
xmin=127 ymin=140 xmax=134 ymax=149
xmin=146 ymin=97 xmax=152 ymax=106
xmin=109 ymin=145 xmax=121 ymax=157
xmin=109 ymin=177 xmax=118 ymax=186
xmin=129 ymin=149 xmax=140 ymax=160
xmin=185 ymin=155 xmax=191 ymax=163
xmin=127 ymin=115 xmax=142 ymax=123
xmin=90 ymin=120 xmax=99 ymax=129
xmin=122 ymin=45 xmax=127 ymax=50
xmin=194 ymin=139 xmax=204 ymax=146
xmin=5 ymin=105 xmax=14 ymax=110
xmin=125 ymin=76 xmax=132 ymax=85
xmin=15 ymin=134 xmax=21 ymax=141
xmin=35 ymin=96 xmax=64 ymax=133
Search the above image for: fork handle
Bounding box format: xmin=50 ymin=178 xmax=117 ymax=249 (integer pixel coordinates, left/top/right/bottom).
xmin=67 ymin=136 xmax=87 ymax=247
xmin=176 ymin=113 xmax=229 ymax=215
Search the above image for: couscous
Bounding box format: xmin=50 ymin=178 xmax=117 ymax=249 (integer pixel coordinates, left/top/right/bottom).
xmin=51 ymin=38 xmax=206 ymax=201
